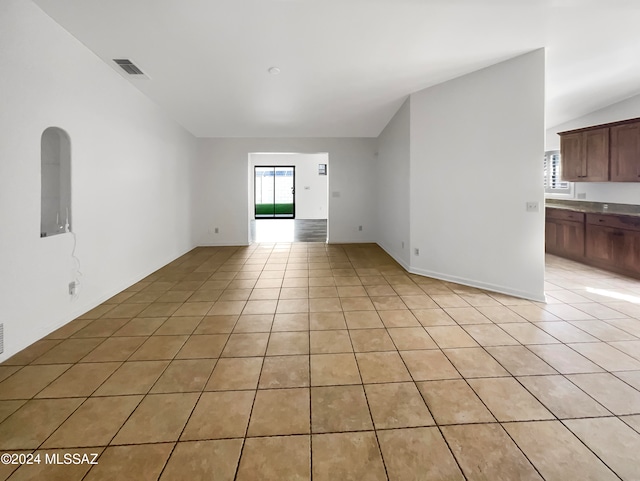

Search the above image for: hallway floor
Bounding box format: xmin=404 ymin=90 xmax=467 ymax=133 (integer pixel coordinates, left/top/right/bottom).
xmin=1 ymin=244 xmax=640 ymax=480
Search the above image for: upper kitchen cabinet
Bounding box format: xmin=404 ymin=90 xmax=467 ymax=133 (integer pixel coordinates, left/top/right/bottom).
xmin=610 ymin=121 xmax=640 ymax=181
xmin=559 ymin=128 xmax=609 ymax=181
xmin=559 ymin=117 xmax=640 ymax=183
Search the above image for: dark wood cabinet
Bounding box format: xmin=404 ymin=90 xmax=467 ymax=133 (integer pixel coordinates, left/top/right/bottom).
xmin=545 ymin=208 xmax=585 ymax=259
xmin=559 ymin=117 xmax=640 ymax=183
xmin=560 ymin=128 xmax=609 ymax=181
xmin=585 ymin=214 xmax=640 ymax=276
xmin=611 ymin=121 xmax=640 ymax=181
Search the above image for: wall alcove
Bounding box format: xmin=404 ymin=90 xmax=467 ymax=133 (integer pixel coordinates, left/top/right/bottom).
xmin=41 ymin=127 xmax=71 ymax=237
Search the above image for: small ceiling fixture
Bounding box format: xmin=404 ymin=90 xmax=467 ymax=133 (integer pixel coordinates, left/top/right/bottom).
xmin=268 ymin=67 xmax=281 ymax=75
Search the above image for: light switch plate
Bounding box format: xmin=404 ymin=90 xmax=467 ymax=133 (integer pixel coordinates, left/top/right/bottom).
xmin=526 ymin=201 xmax=539 ymax=212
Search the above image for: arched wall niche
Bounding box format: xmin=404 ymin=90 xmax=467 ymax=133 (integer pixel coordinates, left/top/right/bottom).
xmin=41 ymin=127 xmax=71 ymax=237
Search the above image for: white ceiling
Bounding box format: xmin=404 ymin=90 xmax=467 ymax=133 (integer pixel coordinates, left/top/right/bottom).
xmin=33 ymin=0 xmax=640 ymax=138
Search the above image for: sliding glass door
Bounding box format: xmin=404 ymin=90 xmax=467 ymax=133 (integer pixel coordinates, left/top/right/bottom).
xmin=255 ymin=166 xmax=295 ymax=218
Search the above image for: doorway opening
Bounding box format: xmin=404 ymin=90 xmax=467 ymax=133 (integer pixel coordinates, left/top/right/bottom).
xmin=249 ymin=152 xmax=329 ymax=243
xmin=254 ymin=166 xmax=295 ymax=219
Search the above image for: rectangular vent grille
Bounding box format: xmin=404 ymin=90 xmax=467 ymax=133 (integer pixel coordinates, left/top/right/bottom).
xmin=0 ymin=323 xmax=4 ymax=355
xmin=113 ymin=59 xmax=145 ymax=75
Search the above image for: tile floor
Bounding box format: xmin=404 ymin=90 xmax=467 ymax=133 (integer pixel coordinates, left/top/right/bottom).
xmin=1 ymin=244 xmax=640 ymax=480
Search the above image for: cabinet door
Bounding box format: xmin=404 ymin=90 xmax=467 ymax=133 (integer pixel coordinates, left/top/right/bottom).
xmin=560 ymin=132 xmax=583 ymax=181
xmin=611 ymin=122 xmax=640 ymax=182
xmin=583 ymin=128 xmax=609 ymax=181
xmin=557 ymin=219 xmax=585 ymax=258
xmin=545 ymin=220 xmax=558 ymax=254
xmin=612 ymin=229 xmax=640 ymax=274
xmin=586 ymin=224 xmax=614 ymax=264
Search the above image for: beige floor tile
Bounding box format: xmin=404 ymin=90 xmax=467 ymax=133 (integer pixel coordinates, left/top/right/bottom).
xmin=272 ymin=312 xmax=309 ymax=331
xmin=349 ymin=329 xmax=396 ymax=352
xmin=150 ymin=359 xmax=216 ymax=393
xmin=379 ymin=309 xmax=420 ymax=327
xmin=340 ymin=297 xmax=375 ymax=312
xmin=0 ymin=400 xmax=26 ymax=423
xmin=111 ymin=392 xmax=199 ymax=444
xmin=153 ymin=316 xmax=202 ymax=336
xmin=181 ymin=391 xmax=254 ymax=440
xmin=276 ymin=299 xmax=309 ymax=314
xmin=84 ymin=443 xmax=173 ymax=481
xmin=93 ymin=360 xmax=169 ymax=396
xmin=365 ymin=382 xmax=434 ymax=428
xmin=564 ymin=417 xmax=640 ymax=481
xmin=36 ymin=362 xmax=121 ymax=398
xmin=205 ymin=357 xmax=263 ymax=391
xmin=266 ymin=332 xmax=309 ymax=355
xmin=31 ymin=338 xmax=105 ymax=364
xmin=310 ymin=353 xmax=361 ymax=386
xmin=615 ymin=370 xmax=640 ymax=390
xmin=2 ymin=340 xmax=60 ymax=366
xmin=171 ymin=302 xmax=213 ymax=317
xmin=533 ymin=321 xmax=599 ymax=343
xmin=112 ymin=318 xmax=166 ymax=336
xmin=175 ymin=334 xmax=227 ymax=359
xmin=431 ymin=294 xmax=470 ymax=309
xmin=309 ymin=298 xmax=342 ymax=313
xmin=356 ymin=351 xmax=411 ymax=383
xmin=567 ymin=372 xmax=640 ymax=415
xmin=104 ymin=303 xmax=151 ymax=318
xmin=312 ymin=432 xmax=386 ymax=481
xmin=365 ymin=285 xmax=396 ymax=296
xmin=476 ymin=305 xmax=526 ymax=323
xmin=371 ymin=296 xmax=407 ymax=311
xmin=71 ymin=319 xmax=129 ymax=338
xmin=568 ymin=320 xmax=637 ymax=341
xmin=508 ymin=304 xmax=561 ymax=322
xmin=138 ymin=303 xmax=181 ymax=318
xmin=0 ymin=398 xmax=84 ymax=449
xmin=247 ymin=388 xmax=310 ymax=436
xmin=443 ymin=348 xmax=510 ymax=378
xmin=160 ymin=439 xmax=242 ymax=481
xmin=0 ymin=366 xmax=20 ymax=384
xmin=43 ymin=395 xmax=142 ymax=448
xmin=242 ymin=300 xmax=278 ymax=315
xmin=568 ymin=341 xmax=640 ymax=371
xmin=401 ymin=295 xmax=439 ymax=309
xmin=308 ymin=312 xmax=346 ymax=330
xmin=504 ymin=421 xmax=619 ymax=481
xmin=621 ymin=414 xmax=640 ymax=433
xmin=462 ymin=324 xmax=519 ymax=347
xmin=0 ymin=364 xmax=71 ymax=400
xmin=418 ymin=379 xmax=495 ymax=424
xmin=343 ymin=311 xmax=384 ymax=329
xmin=400 ymin=350 xmax=461 ymax=381
xmin=259 ymin=355 xmax=309 ymax=388
xmin=485 ymin=346 xmax=557 ymax=376
xmin=469 ymin=377 xmax=553 ymax=421
xmin=518 ymin=376 xmax=611 ymax=419
xmin=248 ymin=288 xmax=280 ymax=300
xmin=309 ymin=286 xmax=338 ymax=298
xmin=442 ymin=423 xmax=543 ymax=481
xmin=208 ymin=300 xmax=247 ymax=315
xmin=444 ymin=307 xmax=491 ymax=324
xmin=310 ymin=330 xmax=353 ymax=354
xmin=129 ymin=335 xmax=188 ymax=361
xmin=378 ymin=427 xmax=465 ymax=481
xmin=412 ymin=308 xmax=456 ymax=326
xmin=497 ymin=323 xmax=560 ymax=344
xmin=388 ymin=327 xmax=438 ymax=351
xmin=236 ymin=435 xmax=310 ymax=481
xmin=80 ymin=337 xmax=146 ymax=362
xmin=311 ymin=385 xmax=373 ymax=433
xmin=609 ymin=340 xmax=640 ymax=362
xmin=527 ymin=344 xmax=604 ymax=374
xmin=426 ymin=326 xmax=479 ymax=348
xmin=338 ymin=286 xmax=368 ymax=297
xmin=221 ymin=333 xmax=268 ymax=357
xmin=279 ymin=287 xmax=309 ymax=299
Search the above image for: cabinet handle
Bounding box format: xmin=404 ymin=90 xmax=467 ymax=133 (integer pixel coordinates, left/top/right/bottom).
xmin=598 ymin=219 xmax=604 ymax=222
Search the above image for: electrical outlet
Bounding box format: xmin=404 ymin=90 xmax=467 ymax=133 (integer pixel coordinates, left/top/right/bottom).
xmin=526 ymin=201 xmax=539 ymax=212
xmin=577 ymin=193 xmax=586 ymax=199
xmin=68 ymin=281 xmax=77 ymax=296
xmin=414 ymin=248 xmax=420 ymax=256
xmin=214 ymin=227 xmax=219 ymax=234
xmin=358 ymin=225 xmax=363 ymax=231
xmin=401 ymin=241 xmax=405 ymax=249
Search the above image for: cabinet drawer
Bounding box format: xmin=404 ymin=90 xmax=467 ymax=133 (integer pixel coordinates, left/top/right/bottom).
xmin=546 ymin=208 xmax=585 ymax=222
xmin=586 ymin=213 xmax=640 ymax=232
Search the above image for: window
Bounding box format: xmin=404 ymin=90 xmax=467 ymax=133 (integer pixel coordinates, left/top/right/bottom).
xmin=544 ymin=150 xmax=572 ymax=195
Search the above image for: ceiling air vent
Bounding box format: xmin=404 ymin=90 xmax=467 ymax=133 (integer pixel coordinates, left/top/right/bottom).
xmin=113 ymin=59 xmax=145 ymax=76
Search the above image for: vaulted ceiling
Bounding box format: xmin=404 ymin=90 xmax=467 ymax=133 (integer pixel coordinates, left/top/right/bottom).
xmin=33 ymin=0 xmax=640 ymax=137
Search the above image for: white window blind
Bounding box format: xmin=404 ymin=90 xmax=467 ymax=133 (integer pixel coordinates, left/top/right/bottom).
xmin=544 ymin=150 xmax=571 ymax=194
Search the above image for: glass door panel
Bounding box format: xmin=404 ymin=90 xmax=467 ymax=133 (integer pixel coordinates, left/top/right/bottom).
xmin=255 ymin=166 xmax=295 ymax=218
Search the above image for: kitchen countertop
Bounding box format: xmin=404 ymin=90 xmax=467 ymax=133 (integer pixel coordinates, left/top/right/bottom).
xmin=546 ymin=199 xmax=640 ymax=217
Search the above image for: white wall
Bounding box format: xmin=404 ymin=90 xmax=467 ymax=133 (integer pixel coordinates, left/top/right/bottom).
xmin=0 ymin=0 xmax=198 ymax=361
xmin=546 ymin=93 xmax=640 ymax=205
xmin=408 ymin=49 xmax=546 ymax=301
xmin=195 ymin=138 xmax=376 ymax=245
xmin=375 ymin=98 xmax=411 ymax=268
xmin=249 ymin=153 xmax=328 ymax=220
